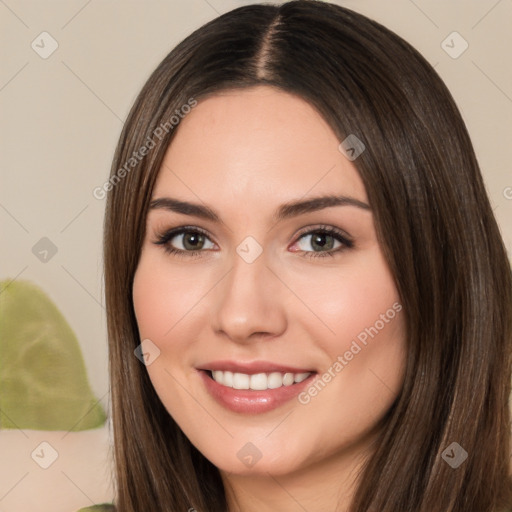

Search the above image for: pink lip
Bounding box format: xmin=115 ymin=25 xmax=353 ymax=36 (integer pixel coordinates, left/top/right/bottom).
xmin=197 ymin=367 xmax=316 ymax=415
xmin=197 ymin=360 xmax=315 ymax=375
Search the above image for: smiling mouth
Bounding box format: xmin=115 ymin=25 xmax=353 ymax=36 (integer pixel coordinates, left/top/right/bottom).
xmin=205 ymin=370 xmax=313 ymax=391
xmin=198 ymin=366 xmax=318 ymax=414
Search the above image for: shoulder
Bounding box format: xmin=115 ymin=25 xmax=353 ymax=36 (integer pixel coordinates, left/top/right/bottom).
xmin=76 ymin=505 xmax=115 ymax=512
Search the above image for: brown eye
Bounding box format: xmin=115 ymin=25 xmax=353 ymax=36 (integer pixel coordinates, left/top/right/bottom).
xmin=154 ymin=227 xmax=215 ymax=257
xmin=180 ymin=232 xmax=207 ymax=250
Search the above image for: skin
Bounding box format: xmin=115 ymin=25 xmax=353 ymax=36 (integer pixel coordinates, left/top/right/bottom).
xmin=132 ymin=85 xmax=406 ymax=512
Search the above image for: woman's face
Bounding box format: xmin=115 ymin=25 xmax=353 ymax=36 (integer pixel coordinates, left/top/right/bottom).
xmin=132 ymin=85 xmax=406 ymax=477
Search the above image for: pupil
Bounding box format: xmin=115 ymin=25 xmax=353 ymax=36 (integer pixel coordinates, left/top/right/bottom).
xmin=184 ymin=233 xmax=203 ymax=250
xmin=312 ymin=233 xmax=333 ymax=251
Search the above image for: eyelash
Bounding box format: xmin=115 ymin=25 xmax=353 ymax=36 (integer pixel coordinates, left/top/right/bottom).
xmin=153 ymin=225 xmax=354 ymax=260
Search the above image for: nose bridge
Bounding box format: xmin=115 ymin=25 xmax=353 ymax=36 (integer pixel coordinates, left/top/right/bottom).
xmin=211 ymin=242 xmax=287 ymax=342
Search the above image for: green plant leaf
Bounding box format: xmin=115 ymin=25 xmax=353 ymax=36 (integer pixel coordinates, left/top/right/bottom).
xmin=0 ymin=279 xmax=106 ymax=431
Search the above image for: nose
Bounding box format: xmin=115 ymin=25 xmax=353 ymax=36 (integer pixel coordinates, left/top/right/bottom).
xmin=211 ymin=248 xmax=288 ymax=344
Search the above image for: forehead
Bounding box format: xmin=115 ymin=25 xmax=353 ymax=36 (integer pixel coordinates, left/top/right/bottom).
xmin=153 ymin=86 xmax=367 ymax=213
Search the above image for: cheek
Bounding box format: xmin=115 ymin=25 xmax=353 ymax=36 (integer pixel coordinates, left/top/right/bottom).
xmin=288 ymin=253 xmax=402 ymax=353
xmin=290 ymin=253 xmax=406 ymax=421
xmin=132 ymin=255 xmax=201 ymax=418
xmin=132 ymin=252 xmax=209 ymax=344
xmin=132 ymin=259 xmax=169 ymax=340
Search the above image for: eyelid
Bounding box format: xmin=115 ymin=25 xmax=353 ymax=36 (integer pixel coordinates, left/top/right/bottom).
xmin=153 ymin=225 xmax=217 ymax=248
xmin=293 ymin=224 xmax=354 ymax=246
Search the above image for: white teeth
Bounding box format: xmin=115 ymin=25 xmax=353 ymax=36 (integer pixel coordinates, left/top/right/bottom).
xmin=268 ymin=372 xmax=283 ymax=389
xmin=232 ymin=372 xmax=250 ymax=389
xmin=294 ymin=372 xmax=310 ymax=383
xmin=249 ymin=373 xmax=267 ymax=390
xmin=223 ymin=371 xmax=233 ymax=387
xmin=209 ymin=370 xmax=312 ymax=390
xmin=282 ymin=373 xmax=294 ymax=386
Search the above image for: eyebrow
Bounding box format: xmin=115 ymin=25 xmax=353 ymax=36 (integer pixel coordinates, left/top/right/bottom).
xmin=149 ymin=194 xmax=371 ymax=223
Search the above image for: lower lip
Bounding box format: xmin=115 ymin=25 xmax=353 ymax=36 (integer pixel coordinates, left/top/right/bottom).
xmin=198 ymin=370 xmax=316 ymax=414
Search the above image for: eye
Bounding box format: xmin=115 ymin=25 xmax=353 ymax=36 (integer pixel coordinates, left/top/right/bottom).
xmin=154 ymin=226 xmax=215 ymax=258
xmin=291 ymin=226 xmax=354 ymax=259
xmin=153 ymin=224 xmax=354 ymax=260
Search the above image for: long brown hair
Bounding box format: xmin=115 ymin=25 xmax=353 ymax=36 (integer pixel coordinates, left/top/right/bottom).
xmin=103 ymin=1 xmax=512 ymax=510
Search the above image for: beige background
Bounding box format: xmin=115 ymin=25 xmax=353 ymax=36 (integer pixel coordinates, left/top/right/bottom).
xmin=1 ymin=1 xmax=511 ymax=510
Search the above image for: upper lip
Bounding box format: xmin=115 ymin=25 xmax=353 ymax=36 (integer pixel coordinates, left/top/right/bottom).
xmin=198 ymin=360 xmax=316 ymax=375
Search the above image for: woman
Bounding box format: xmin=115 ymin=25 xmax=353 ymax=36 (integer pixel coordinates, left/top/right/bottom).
xmin=101 ymin=1 xmax=512 ymax=511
